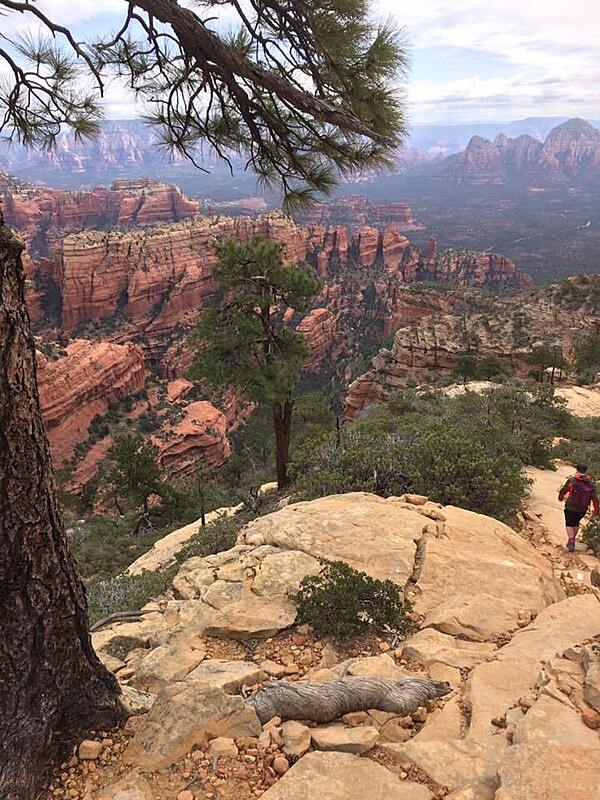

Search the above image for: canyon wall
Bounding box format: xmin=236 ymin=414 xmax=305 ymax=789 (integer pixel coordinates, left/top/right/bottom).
xmin=1 ymin=177 xmax=199 ymax=254
xmin=38 ymin=339 xmax=146 ymax=466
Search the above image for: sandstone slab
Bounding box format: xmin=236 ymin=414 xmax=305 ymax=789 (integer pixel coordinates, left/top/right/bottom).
xmin=204 ymin=598 xmax=296 ymax=639
xmin=187 ymin=659 xmax=265 ymax=692
xmin=311 ymin=724 xmax=379 ymax=754
xmin=260 ymin=751 xmax=433 ymax=799
xmin=383 ymin=737 xmax=506 ymax=794
xmin=416 ymin=505 xmax=562 ymax=641
xmin=466 ymin=594 xmax=600 ymax=738
xmin=496 ymin=741 xmax=600 ymax=799
xmin=130 ymin=642 xmax=205 ymax=692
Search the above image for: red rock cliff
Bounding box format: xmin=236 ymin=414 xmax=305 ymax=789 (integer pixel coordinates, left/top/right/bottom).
xmin=38 ymin=339 xmax=146 ymax=466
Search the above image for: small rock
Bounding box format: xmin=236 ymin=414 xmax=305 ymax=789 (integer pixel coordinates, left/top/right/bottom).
xmin=311 ymin=724 xmax=379 ymax=754
xmin=207 ymin=737 xmax=239 ymax=758
xmin=178 ymin=792 xmax=194 ymax=800
xmin=272 ymin=755 xmax=290 ymax=775
xmin=411 ymin=706 xmax=428 ymax=723
xmin=263 ymin=717 xmax=282 ymax=731
xmin=281 ymin=721 xmax=311 ymax=757
xmin=342 ymin=711 xmax=368 ymax=727
xmin=78 ymin=740 xmax=102 ymax=760
xmin=582 ymin=706 xmax=600 ymax=729
xmin=260 ymin=660 xmax=286 ymax=678
xmin=284 ymin=664 xmax=300 ymax=676
xmin=401 ymin=494 xmax=428 ymax=505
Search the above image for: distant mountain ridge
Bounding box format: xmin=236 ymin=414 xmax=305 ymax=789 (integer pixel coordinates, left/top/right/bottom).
xmin=432 ymin=118 xmax=600 ymax=184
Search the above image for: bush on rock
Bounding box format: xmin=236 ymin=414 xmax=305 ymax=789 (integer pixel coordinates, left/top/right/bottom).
xmin=293 ymin=561 xmax=413 ymax=639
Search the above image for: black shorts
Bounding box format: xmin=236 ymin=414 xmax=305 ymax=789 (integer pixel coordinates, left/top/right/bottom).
xmin=565 ymin=508 xmax=587 ymax=527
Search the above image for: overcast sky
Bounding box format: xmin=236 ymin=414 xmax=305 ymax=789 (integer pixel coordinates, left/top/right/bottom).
xmin=7 ymin=0 xmax=600 ymax=127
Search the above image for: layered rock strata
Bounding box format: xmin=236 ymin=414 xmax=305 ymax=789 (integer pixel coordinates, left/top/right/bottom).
xmin=38 ymin=339 xmax=145 ymax=466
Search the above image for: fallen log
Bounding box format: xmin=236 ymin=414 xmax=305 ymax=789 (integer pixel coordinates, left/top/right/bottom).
xmin=247 ymin=676 xmax=451 ymax=724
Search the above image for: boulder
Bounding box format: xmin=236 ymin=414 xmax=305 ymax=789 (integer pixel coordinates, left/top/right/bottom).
xmin=260 ymin=751 xmax=433 ymax=799
xmin=130 ymin=642 xmax=206 ymax=692
xmin=311 ymin=724 xmax=379 ymax=754
xmin=252 ymin=550 xmax=322 ymax=598
xmin=202 ymin=580 xmax=245 ymax=609
xmin=204 ymin=598 xmax=296 ymax=639
xmin=187 ymin=659 xmax=265 ymax=692
xmin=241 ymin=493 xmax=426 ymax=585
xmin=172 ymin=565 xmax=216 ymax=600
xmin=339 ymin=654 xmax=410 ymax=681
xmin=125 ymin=682 xmax=260 ymax=769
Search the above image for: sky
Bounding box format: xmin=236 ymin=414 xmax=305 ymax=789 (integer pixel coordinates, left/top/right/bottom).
xmin=3 ymin=0 xmax=600 ymax=128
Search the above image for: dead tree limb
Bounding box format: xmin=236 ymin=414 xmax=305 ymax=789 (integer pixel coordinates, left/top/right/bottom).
xmin=247 ymin=676 xmax=451 ymax=724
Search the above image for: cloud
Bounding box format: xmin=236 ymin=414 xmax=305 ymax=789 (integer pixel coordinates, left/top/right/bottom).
xmin=374 ymin=0 xmax=600 ymax=123
xmin=1 ymin=1 xmax=597 ymax=125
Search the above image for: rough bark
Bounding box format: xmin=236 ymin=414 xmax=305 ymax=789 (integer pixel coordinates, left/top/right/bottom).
xmin=273 ymin=397 xmax=293 ymax=489
xmin=0 ymin=215 xmax=123 ymax=800
xmin=247 ymin=676 xmax=451 ymax=725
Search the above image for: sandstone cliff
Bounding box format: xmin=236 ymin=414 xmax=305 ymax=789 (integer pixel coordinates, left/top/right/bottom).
xmin=38 ymin=339 xmax=146 ymax=466
xmin=154 ymin=401 xmax=231 ymax=480
xmin=345 ymin=279 xmax=600 ymax=417
xmin=1 ymin=178 xmax=199 ymax=255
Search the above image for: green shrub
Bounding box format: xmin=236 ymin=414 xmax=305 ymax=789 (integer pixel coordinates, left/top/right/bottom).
xmin=86 ymin=567 xmax=177 ymax=626
xmin=174 ymin=514 xmax=247 ymax=564
xmin=408 ymin=426 xmax=529 ymax=521
xmin=582 ymin=516 xmax=600 ymax=556
xmin=293 ymin=561 xmax=413 ymax=639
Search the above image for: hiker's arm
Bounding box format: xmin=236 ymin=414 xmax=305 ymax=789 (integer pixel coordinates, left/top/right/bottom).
xmin=593 ymin=485 xmax=599 ymax=515
xmin=558 ymin=479 xmax=571 ymax=501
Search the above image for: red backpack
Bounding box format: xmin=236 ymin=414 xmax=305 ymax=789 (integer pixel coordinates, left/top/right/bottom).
xmin=570 ymin=478 xmax=596 ymax=510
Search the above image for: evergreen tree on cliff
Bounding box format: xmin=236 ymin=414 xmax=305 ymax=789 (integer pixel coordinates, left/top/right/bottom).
xmin=0 ymin=2 xmax=407 ymax=797
xmin=189 ymin=236 xmax=321 ymax=488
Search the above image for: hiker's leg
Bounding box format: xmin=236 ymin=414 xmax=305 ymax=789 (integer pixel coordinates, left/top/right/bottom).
xmin=566 ymin=525 xmax=577 ymax=551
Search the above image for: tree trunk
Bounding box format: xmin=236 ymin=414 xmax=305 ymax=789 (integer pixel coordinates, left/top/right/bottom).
xmin=273 ymin=397 xmax=293 ymax=489
xmin=0 ymin=218 xmax=123 ymax=800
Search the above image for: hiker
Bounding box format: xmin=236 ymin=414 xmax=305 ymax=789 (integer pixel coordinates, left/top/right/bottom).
xmin=558 ymin=464 xmax=599 ymax=552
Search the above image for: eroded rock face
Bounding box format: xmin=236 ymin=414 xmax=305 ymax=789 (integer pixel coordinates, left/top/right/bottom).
xmin=297 ymin=195 xmax=422 ymax=233
xmin=296 ymin=308 xmax=339 ymax=371
xmin=38 ymin=339 xmax=145 ymax=466
xmin=154 ymin=400 xmax=231 ymax=480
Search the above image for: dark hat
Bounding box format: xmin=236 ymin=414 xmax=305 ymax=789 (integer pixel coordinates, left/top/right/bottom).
xmin=576 ymin=463 xmax=589 ymax=473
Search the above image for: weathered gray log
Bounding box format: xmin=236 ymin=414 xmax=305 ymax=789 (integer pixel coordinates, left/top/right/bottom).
xmin=247 ymin=676 xmax=451 ymax=724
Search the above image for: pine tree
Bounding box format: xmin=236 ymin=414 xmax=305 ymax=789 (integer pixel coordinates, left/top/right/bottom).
xmin=189 ymin=236 xmax=321 ymax=488
xmin=106 ymin=433 xmax=163 ymax=517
